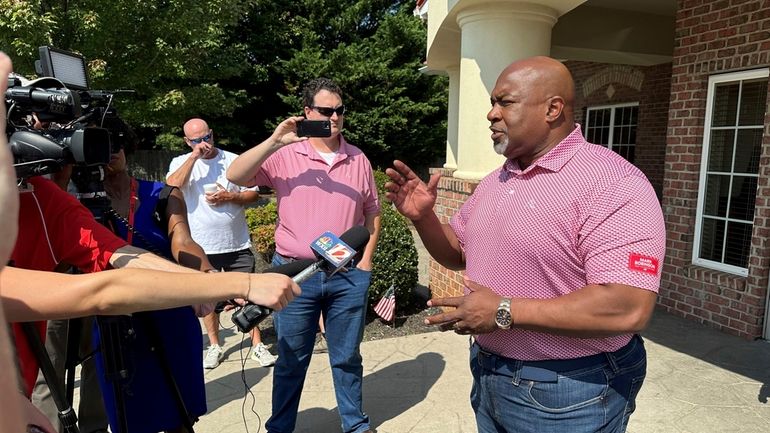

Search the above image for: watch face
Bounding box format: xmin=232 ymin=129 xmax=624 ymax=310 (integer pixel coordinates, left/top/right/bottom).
xmin=496 ymin=309 xmax=512 ymax=328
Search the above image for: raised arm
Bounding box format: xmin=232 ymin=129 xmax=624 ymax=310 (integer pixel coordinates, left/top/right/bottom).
xmin=384 ymin=160 xmax=465 ymax=270
xmin=227 ymin=116 xmax=306 ymax=186
xmin=165 ymin=142 xmax=209 ymax=188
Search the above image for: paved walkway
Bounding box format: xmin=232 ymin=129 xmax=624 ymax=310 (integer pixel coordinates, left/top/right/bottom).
xmin=195 ymin=224 xmax=770 ymax=433
xmin=196 ymin=308 xmax=770 ymax=433
xmin=73 ymin=227 xmax=770 ymax=432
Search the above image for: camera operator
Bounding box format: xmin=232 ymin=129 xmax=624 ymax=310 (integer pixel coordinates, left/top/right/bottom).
xmin=0 ymin=51 xmax=300 ymax=433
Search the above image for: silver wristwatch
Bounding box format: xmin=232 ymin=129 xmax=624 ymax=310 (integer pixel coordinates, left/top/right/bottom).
xmin=495 ymin=297 xmax=513 ymax=329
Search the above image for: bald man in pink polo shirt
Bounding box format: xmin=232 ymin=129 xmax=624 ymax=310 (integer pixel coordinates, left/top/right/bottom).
xmin=228 ymin=78 xmax=380 ymax=433
xmin=385 ymin=56 xmax=665 ymax=433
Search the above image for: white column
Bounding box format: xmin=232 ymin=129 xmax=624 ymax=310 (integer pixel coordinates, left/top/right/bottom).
xmin=453 ymin=1 xmax=558 ymax=180
xmin=445 ymin=66 xmax=460 ymax=170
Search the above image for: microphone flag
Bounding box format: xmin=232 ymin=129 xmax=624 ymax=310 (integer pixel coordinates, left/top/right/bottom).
xmin=310 ymin=231 xmax=356 ymax=268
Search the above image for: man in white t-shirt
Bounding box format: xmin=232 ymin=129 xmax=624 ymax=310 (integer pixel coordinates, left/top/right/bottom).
xmin=166 ymin=118 xmax=277 ymax=369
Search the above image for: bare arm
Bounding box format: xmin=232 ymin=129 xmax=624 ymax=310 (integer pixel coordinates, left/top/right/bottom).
xmin=204 ymin=188 xmax=260 ymax=207
xmin=166 ymin=144 xmax=208 ymax=188
xmin=108 ymin=244 xmax=199 ymax=273
xmin=384 ymin=160 xmax=465 ymax=270
xmin=510 ymin=283 xmax=657 ymax=337
xmin=1 ymin=266 xmax=300 ymax=321
xmin=357 ymin=213 xmax=381 ymax=271
xmin=227 ymin=116 xmax=305 ymax=187
xmin=165 ymin=187 xmax=215 ymax=272
xmin=425 ymin=278 xmax=657 ymax=338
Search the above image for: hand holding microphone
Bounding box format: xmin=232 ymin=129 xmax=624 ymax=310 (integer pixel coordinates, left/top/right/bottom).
xmin=232 ymin=225 xmax=371 ymax=333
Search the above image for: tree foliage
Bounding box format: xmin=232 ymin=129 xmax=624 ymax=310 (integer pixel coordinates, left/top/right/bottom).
xmin=1 ymin=0 xmax=447 ymax=173
xmin=2 ymin=0 xmax=260 ymax=148
xmin=263 ymin=1 xmax=448 ymax=172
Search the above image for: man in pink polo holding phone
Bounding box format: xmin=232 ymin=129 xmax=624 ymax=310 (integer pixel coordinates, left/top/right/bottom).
xmin=228 ymin=77 xmax=381 ymax=433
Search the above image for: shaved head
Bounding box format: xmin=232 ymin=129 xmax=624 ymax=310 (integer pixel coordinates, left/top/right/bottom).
xmin=497 ymin=56 xmax=575 ymax=124
xmin=183 ymin=118 xmax=209 ymax=138
xmin=487 ymin=56 xmax=577 ymax=166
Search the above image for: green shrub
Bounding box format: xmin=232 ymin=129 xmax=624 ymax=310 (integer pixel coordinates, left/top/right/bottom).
xmin=369 ymin=200 xmax=419 ymax=313
xmin=246 ymin=201 xmax=278 ymax=260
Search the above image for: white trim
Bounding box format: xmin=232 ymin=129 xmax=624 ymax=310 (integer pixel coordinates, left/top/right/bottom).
xmin=692 ymin=68 xmax=769 ymax=278
xmin=584 ymin=103 xmax=639 ymax=152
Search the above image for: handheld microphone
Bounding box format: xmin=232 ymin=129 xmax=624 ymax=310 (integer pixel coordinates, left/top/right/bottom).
xmin=232 ymin=225 xmax=371 ymax=333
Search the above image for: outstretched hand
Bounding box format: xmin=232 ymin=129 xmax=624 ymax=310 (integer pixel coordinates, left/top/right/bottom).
xmin=248 ymin=273 xmax=302 ymax=311
xmin=384 ymin=160 xmax=442 ymax=221
xmin=424 ymin=276 xmax=502 ymax=335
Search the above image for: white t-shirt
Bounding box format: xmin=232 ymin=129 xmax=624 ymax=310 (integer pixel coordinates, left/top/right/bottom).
xmin=166 ymin=149 xmax=253 ymax=254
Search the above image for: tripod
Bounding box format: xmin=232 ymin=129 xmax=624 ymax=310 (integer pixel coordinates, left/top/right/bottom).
xmin=61 ymin=175 xmax=196 ymax=433
xmin=22 ymin=322 xmax=80 ymax=433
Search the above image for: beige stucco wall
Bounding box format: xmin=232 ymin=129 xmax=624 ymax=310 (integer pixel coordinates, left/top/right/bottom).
xmin=426 ymin=0 xmax=587 ymax=179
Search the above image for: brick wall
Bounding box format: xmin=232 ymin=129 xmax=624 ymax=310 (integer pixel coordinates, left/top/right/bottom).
xmin=660 ymin=0 xmax=770 ymax=338
xmin=565 ymin=61 xmax=672 ymax=198
xmin=428 ymin=167 xmax=475 ymax=299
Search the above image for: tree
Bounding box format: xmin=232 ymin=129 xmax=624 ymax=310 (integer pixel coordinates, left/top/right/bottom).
xmin=1 ymin=0 xmax=448 ymax=172
xmin=237 ymin=0 xmax=448 ymax=173
xmin=1 ymin=0 xmax=259 ymax=149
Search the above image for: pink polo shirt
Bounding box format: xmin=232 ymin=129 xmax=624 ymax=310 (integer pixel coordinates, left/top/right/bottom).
xmin=252 ymin=136 xmax=380 ymax=259
xmin=450 ymin=125 xmax=666 ymax=360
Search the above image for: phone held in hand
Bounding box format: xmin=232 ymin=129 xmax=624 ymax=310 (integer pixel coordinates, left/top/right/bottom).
xmin=296 ymin=120 xmax=332 ymax=137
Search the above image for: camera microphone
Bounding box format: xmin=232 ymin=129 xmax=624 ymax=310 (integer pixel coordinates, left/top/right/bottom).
xmin=232 ymin=225 xmax=371 ymax=333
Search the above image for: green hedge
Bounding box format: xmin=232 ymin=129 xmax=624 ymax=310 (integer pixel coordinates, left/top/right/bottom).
xmin=245 ymin=201 xmax=277 ymax=261
xmin=246 ymin=170 xmax=419 ymax=316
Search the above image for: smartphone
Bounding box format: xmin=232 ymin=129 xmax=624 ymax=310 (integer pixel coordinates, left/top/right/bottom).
xmin=296 ymin=119 xmax=332 ymax=137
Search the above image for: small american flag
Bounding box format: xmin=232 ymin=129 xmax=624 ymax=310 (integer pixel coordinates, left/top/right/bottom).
xmin=373 ymin=284 xmax=396 ymax=323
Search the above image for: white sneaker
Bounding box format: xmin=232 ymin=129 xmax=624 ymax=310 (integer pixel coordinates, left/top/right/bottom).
xmin=251 ymin=343 xmax=277 ymax=367
xmin=203 ymin=344 xmax=224 ymax=369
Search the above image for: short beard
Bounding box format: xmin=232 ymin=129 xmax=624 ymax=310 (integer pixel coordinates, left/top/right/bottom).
xmin=493 ymin=138 xmax=508 ymax=155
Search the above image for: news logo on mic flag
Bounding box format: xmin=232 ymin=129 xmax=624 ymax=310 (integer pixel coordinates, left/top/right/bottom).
xmin=374 ymin=284 xmax=396 ymax=322
xmin=311 ymin=231 xmax=356 ymax=268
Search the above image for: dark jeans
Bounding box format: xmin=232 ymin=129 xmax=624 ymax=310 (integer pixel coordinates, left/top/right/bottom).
xmin=266 ymin=253 xmax=372 ymax=433
xmin=470 ymin=335 xmax=647 ymax=433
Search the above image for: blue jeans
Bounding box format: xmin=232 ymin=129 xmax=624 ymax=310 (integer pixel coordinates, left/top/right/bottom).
xmin=266 ymin=254 xmax=372 ymax=433
xmin=470 ymin=335 xmax=647 ymax=433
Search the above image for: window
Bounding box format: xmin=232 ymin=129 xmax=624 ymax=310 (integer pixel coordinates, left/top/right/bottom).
xmin=694 ymin=69 xmax=769 ymax=275
xmin=584 ymin=103 xmax=639 ymax=163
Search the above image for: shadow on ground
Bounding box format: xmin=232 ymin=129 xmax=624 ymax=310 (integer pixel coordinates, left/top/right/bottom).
xmin=206 ymin=352 xmax=446 ymax=431
xmin=642 ymin=307 xmax=770 ymax=403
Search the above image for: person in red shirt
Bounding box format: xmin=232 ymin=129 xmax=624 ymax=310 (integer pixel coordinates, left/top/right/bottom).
xmin=0 ymin=51 xmax=300 ymax=433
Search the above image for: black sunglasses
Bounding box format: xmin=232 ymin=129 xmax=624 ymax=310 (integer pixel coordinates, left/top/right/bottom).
xmin=310 ymin=105 xmax=346 ymax=117
xmin=187 ymin=131 xmax=212 ymax=145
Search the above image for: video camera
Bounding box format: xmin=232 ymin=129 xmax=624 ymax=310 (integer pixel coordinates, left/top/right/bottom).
xmin=4 ymin=46 xmax=132 ymax=180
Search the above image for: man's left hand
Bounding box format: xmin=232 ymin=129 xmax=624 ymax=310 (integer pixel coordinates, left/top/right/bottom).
xmin=424 ymin=277 xmax=502 ymax=335
xmin=205 ymin=189 xmax=236 ymax=205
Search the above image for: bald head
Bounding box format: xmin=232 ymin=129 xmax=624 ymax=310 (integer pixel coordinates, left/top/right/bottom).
xmin=183 ymin=118 xmax=209 ymax=137
xmin=487 ymin=56 xmax=577 ymax=165
xmin=498 ymin=56 xmax=575 ymax=125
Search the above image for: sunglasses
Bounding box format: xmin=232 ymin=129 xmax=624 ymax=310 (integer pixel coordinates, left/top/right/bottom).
xmin=311 ymin=105 xmax=346 ymax=117
xmin=187 ymin=131 xmax=212 ymax=145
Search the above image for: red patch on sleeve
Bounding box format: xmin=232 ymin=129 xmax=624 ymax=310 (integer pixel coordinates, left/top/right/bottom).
xmin=628 ymin=253 xmax=659 ymax=275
